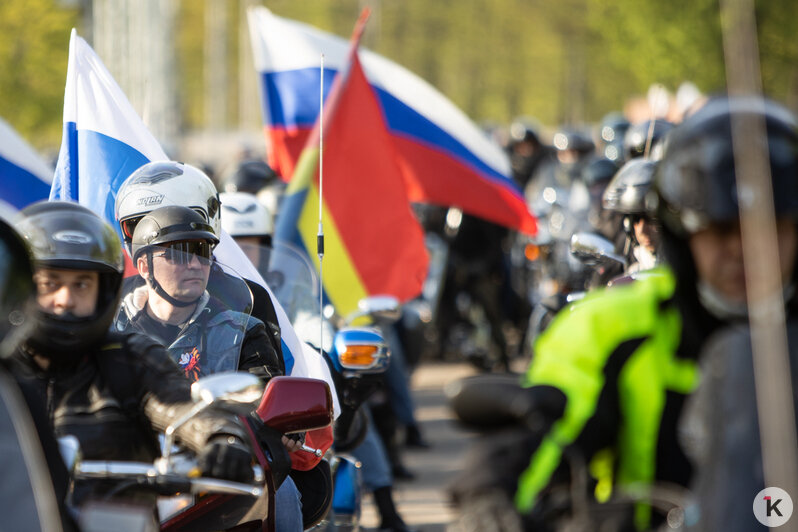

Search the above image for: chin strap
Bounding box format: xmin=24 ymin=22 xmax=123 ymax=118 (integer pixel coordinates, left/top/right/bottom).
xmin=697 ymin=280 xmax=795 ymax=321
xmin=146 ymin=252 xmax=198 ymax=308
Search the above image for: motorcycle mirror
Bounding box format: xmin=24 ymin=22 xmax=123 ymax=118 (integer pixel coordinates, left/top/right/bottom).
xmin=345 ymin=295 xmax=401 ymax=326
xmin=58 ymin=435 xmax=81 ymax=472
xmin=161 ymin=372 xmax=264 ymax=470
xmin=570 ymin=231 xmax=625 ymax=267
xmin=191 ymin=372 xmax=264 ymax=411
xmin=254 ymin=376 xmax=333 ymax=434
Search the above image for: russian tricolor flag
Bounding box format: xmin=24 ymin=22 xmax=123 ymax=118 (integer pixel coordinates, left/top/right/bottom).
xmin=0 ymin=118 xmax=53 ymax=216
xmin=49 ymin=30 xmax=340 ymax=422
xmin=248 ymin=7 xmax=536 ymax=235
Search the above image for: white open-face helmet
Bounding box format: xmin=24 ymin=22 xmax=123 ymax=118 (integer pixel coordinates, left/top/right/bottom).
xmin=219 ymin=191 xmax=274 ymax=238
xmin=115 ymin=161 xmax=221 ymax=253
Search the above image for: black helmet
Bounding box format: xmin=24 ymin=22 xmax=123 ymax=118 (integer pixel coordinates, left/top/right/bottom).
xmin=624 ymin=119 xmax=674 ymax=160
xmin=654 ymin=97 xmax=798 ymax=238
xmin=599 ymin=112 xmax=631 ymax=145
xmin=14 ymin=201 xmax=124 ymax=360
xmin=653 ymin=96 xmax=798 ymax=322
xmin=602 ymin=159 xmax=658 ymax=214
xmin=131 ymin=205 xmax=219 ymax=262
xmin=0 ymin=218 xmax=36 ymax=359
xmin=599 ymin=112 xmax=631 ymax=163
xmin=509 ymin=120 xmax=541 ymax=146
xmin=221 ymin=160 xmax=279 ymax=195
xmin=582 ymin=157 xmax=620 ymax=188
xmin=552 ymin=129 xmax=595 ymax=154
xmin=131 ymin=206 xmax=219 ymax=308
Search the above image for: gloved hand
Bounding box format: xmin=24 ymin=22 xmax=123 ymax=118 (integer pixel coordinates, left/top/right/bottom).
xmin=198 ymin=435 xmax=254 ymax=483
xmin=282 ymin=432 xmax=306 ymax=453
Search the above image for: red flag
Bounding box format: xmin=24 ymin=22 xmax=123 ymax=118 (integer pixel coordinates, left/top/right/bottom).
xmin=275 ymin=37 xmax=429 ymax=315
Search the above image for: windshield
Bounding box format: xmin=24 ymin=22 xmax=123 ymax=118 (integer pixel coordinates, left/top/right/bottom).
xmin=235 ymin=239 xmax=320 ymax=324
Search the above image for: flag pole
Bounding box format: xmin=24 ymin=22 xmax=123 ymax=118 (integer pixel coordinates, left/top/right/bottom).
xmin=318 ymin=53 xmax=325 ymax=356
xmin=315 ymin=8 xmax=370 ymax=350
xmin=720 ymin=0 xmax=798 ymax=517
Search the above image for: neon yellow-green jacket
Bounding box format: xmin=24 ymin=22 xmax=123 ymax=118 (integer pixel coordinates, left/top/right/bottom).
xmin=515 ymin=268 xmax=700 ymax=529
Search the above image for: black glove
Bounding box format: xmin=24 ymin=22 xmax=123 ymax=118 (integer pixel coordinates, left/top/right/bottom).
xmin=198 ymin=435 xmax=254 ymax=483
xmin=284 ymin=432 xmax=306 ymax=446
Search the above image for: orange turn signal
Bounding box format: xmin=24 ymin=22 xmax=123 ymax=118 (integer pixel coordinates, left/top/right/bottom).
xmin=339 ymin=344 xmax=380 ymax=367
xmin=525 ymin=243 xmax=541 ymax=261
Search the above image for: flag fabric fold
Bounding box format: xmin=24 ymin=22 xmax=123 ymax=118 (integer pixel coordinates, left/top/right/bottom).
xmin=274 ymin=16 xmax=429 ymax=318
xmin=0 ymin=117 xmax=53 ymax=215
xmin=49 ymin=30 xmax=340 ymax=424
xmin=248 ymin=7 xmax=536 ymax=235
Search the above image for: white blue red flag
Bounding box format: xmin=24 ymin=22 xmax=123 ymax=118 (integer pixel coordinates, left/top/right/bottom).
xmin=50 ymin=29 xmax=168 ymax=229
xmin=248 ymin=7 xmax=536 ymax=235
xmin=0 ymin=117 xmax=53 ymax=215
xmin=49 ymin=30 xmax=339 ymax=420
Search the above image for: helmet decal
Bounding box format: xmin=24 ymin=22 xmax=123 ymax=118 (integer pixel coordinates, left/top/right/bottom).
xmin=136 ymin=194 xmax=164 ymax=207
xmin=52 ymin=230 xmax=92 ymax=245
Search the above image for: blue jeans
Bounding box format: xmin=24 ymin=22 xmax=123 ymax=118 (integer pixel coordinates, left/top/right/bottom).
xmin=274 ymin=475 xmax=303 ymax=532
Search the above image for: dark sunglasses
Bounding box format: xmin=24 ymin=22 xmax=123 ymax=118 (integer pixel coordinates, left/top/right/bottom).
xmin=154 ymin=241 xmax=213 ymax=265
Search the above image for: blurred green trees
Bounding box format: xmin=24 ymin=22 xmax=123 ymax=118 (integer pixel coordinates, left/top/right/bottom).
xmin=0 ymin=0 xmax=79 ymax=148
xmin=2 ymin=0 xmax=797 ymax=151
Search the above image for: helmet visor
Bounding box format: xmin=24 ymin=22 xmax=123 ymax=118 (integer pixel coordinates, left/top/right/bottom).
xmin=154 ymin=241 xmax=214 ymax=265
xmin=120 ymin=215 xmax=144 ymax=241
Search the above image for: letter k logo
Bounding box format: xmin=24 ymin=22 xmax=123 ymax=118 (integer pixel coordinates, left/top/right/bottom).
xmin=755 ymin=488 xmax=793 ymax=526
xmin=766 ymin=496 xmax=784 ymax=517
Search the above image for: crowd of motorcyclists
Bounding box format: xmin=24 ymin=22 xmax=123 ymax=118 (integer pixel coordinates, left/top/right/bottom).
xmin=3 ymin=65 xmax=798 ymax=532
xmin=444 ymin=94 xmax=798 ymax=532
xmin=0 ymin=151 xmax=426 ymax=530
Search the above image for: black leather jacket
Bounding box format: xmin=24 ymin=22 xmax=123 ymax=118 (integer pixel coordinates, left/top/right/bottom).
xmin=7 ymin=331 xmax=248 ymax=463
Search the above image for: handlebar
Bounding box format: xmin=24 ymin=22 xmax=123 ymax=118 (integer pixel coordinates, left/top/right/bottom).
xmin=75 ymin=460 xmax=265 ymax=498
xmin=300 ymin=444 xmax=323 ymax=457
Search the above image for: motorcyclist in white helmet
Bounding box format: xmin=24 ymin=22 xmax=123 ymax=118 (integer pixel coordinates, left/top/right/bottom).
xmin=219 ymin=191 xmax=274 ymax=268
xmin=115 ymin=162 xmax=324 ymax=531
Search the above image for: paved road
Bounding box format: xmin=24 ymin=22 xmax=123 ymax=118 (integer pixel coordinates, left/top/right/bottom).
xmin=359 ymin=361 xmax=481 ymax=531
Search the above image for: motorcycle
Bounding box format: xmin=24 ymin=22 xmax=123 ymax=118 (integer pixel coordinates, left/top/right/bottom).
xmin=65 ymin=372 xmax=333 ymax=532
xmin=0 ymin=369 xmax=72 ymax=532
xmin=521 ymin=231 xmax=629 ymax=362
xmin=318 ymin=323 xmax=393 ymax=531
xmin=262 ymin=239 xmax=397 ymax=531
xmin=445 ymin=373 xmax=690 ymax=532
